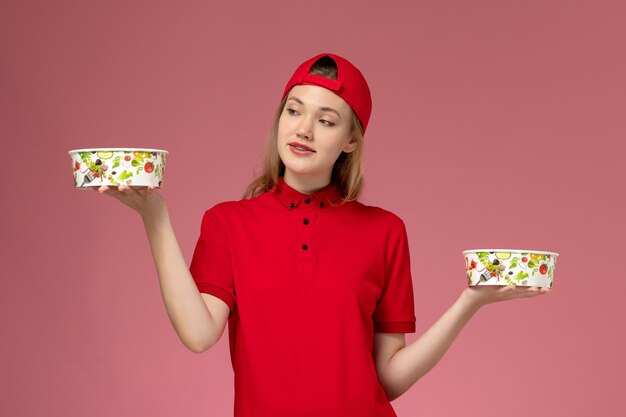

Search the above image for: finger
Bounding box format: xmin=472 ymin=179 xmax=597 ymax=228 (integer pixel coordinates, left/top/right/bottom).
xmin=118 ymin=184 xmax=136 ymax=193
xmin=105 ymin=184 xmax=133 ymax=195
xmin=505 ymin=288 xmax=532 ymax=300
xmin=522 ymin=287 xmax=548 ymax=298
xmin=515 ymin=286 xmax=538 ymax=298
xmin=102 ymin=185 xmax=123 ymax=194
xmin=99 ymin=186 xmax=125 ymax=199
xmin=495 ymin=285 xmax=515 ymax=298
xmin=138 ymin=185 xmax=156 ymax=193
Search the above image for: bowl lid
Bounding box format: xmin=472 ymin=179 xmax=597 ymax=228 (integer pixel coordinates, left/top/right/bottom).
xmin=68 ymin=148 xmax=168 ymax=154
xmin=462 ymin=249 xmax=559 ymax=256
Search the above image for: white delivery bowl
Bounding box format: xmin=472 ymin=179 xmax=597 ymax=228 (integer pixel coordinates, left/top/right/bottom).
xmin=462 ymin=249 xmax=559 ymax=288
xmin=68 ymin=148 xmax=168 ymax=189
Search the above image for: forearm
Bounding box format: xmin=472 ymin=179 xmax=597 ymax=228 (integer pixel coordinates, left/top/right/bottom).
xmin=384 ymin=293 xmax=480 ymax=401
xmin=142 ymin=208 xmax=216 ymax=353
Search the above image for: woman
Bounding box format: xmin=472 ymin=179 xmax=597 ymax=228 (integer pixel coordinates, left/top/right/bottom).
xmin=94 ymin=53 xmax=551 ymax=417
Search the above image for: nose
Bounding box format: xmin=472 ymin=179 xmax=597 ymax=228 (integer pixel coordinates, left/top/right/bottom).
xmin=295 ymin=116 xmax=313 ymax=141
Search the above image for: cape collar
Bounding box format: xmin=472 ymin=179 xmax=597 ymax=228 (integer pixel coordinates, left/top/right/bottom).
xmin=271 ymin=176 xmax=341 ymax=210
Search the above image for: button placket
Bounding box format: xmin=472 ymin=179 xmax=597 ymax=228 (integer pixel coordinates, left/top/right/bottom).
xmin=295 ymin=199 xmax=319 ymax=281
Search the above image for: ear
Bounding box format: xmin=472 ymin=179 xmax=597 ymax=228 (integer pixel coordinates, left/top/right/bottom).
xmin=342 ymin=136 xmax=357 ymax=154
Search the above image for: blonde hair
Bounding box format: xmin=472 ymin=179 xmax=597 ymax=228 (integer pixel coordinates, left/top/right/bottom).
xmin=242 ymin=57 xmax=366 ymax=203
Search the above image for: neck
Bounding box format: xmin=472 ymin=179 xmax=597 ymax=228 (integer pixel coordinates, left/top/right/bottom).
xmin=283 ymin=170 xmax=331 ymax=195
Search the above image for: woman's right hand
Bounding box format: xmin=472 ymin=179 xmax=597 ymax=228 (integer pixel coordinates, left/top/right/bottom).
xmin=91 ymin=184 xmax=167 ymax=219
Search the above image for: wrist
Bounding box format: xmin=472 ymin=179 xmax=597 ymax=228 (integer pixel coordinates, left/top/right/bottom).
xmin=458 ymin=287 xmax=485 ymax=313
xmin=142 ymin=204 xmax=169 ymax=226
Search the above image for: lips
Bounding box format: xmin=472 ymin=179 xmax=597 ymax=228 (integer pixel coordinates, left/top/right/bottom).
xmin=289 ymin=142 xmax=315 ymax=152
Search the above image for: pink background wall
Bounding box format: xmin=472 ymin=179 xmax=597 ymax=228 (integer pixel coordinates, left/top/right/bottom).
xmin=2 ymin=0 xmax=624 ymax=416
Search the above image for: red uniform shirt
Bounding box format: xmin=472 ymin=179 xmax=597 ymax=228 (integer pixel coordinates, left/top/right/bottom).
xmin=189 ymin=176 xmax=416 ymax=417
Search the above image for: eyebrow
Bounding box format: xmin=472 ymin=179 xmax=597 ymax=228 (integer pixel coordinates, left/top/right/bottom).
xmin=287 ymin=96 xmax=342 ymax=120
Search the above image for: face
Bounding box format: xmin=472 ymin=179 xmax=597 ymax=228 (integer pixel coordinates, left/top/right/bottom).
xmin=277 ymin=84 xmax=356 ymax=186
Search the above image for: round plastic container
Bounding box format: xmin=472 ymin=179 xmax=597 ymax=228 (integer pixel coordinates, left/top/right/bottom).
xmin=462 ymin=249 xmax=559 ymax=288
xmin=68 ymin=148 xmax=168 ymax=189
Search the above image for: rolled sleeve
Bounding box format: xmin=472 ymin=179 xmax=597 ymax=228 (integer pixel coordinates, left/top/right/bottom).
xmin=189 ymin=204 xmax=236 ymax=316
xmin=373 ymin=216 xmax=416 ymax=333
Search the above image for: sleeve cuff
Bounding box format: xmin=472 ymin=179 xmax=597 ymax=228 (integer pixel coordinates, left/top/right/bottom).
xmin=196 ymin=282 xmax=236 ymax=316
xmin=374 ymin=321 xmax=416 ymax=333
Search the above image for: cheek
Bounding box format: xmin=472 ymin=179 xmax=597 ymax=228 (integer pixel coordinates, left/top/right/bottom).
xmin=333 ymin=132 xmax=353 ymax=150
xmin=277 ymin=116 xmax=291 ymax=137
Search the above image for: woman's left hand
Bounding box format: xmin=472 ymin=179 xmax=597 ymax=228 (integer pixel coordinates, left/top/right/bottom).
xmin=461 ymin=285 xmax=552 ymax=310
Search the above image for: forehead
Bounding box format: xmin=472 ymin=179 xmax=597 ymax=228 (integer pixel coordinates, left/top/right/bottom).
xmin=287 ymin=85 xmax=350 ymax=113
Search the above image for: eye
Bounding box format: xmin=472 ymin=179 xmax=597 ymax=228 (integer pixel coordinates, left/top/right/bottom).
xmin=320 ymin=119 xmax=335 ymax=127
xmin=286 ymin=108 xmax=298 ymax=116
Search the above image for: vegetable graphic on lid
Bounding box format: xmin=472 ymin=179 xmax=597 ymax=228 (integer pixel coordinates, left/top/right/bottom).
xmin=96 ymin=151 xmax=114 ymax=160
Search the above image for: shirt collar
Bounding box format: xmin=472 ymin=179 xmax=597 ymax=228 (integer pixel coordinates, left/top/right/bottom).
xmin=271 ymin=176 xmax=341 ymax=210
